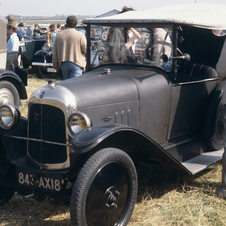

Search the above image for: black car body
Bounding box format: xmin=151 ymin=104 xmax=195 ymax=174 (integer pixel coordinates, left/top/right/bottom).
xmin=20 ymin=26 xmax=46 ymax=69
xmin=0 ymin=4 xmax=226 ymax=225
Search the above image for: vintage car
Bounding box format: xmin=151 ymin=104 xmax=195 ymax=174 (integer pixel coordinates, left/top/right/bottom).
xmin=0 ymin=17 xmax=27 ymax=107
xmin=20 ymin=26 xmax=47 ymax=74
xmin=1 ymin=3 xmax=226 ymax=225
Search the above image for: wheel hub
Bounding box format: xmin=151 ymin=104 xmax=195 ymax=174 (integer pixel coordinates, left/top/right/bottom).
xmin=104 ymin=186 xmax=120 ymax=211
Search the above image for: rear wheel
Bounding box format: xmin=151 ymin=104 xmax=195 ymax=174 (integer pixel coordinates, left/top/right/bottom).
xmin=205 ymin=81 xmax=225 ymax=150
xmin=70 ymin=148 xmax=138 ymax=226
xmin=0 ymin=81 xmax=20 ymax=108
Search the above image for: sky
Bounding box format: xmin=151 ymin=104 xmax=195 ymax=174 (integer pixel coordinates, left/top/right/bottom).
xmin=1 ymin=0 xmax=226 ymax=17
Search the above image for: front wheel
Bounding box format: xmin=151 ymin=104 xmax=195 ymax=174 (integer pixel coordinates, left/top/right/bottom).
xmin=70 ymin=148 xmax=138 ymax=226
xmin=0 ymin=81 xmax=20 ymax=108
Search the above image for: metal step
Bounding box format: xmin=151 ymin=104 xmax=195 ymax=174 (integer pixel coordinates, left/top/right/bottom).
xmin=182 ymin=149 xmax=224 ymax=175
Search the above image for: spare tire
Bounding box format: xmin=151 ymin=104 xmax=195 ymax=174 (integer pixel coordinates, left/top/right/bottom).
xmin=205 ymin=81 xmax=225 ymax=150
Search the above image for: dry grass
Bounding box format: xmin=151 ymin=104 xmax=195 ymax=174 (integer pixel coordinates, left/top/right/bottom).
xmin=0 ymin=74 xmax=226 ymax=225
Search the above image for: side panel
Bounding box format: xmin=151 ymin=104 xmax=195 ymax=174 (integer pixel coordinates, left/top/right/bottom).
xmin=80 ymin=101 xmax=139 ymax=129
xmin=131 ymin=73 xmax=171 ymax=144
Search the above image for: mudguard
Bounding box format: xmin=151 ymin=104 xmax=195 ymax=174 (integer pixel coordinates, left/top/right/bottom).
xmin=0 ymin=69 xmax=27 ymax=99
xmin=72 ymin=125 xmax=190 ymax=173
xmin=34 ymin=50 xmax=46 ymax=58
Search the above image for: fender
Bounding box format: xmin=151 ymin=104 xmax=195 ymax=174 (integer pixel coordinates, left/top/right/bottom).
xmin=34 ymin=50 xmax=51 ymax=62
xmin=72 ymin=125 xmax=190 ymax=174
xmin=0 ymin=69 xmax=27 ymax=99
xmin=0 ymin=117 xmax=28 ymax=163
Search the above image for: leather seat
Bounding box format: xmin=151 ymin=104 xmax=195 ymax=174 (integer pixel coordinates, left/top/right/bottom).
xmin=179 ymin=64 xmax=218 ymax=82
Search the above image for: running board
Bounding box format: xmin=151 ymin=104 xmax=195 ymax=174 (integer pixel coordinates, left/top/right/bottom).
xmin=182 ymin=149 xmax=223 ymax=175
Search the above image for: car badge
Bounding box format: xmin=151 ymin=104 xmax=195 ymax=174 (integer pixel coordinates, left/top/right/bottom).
xmin=40 ymin=91 xmax=45 ymax=99
xmin=34 ymin=112 xmax=39 ymax=121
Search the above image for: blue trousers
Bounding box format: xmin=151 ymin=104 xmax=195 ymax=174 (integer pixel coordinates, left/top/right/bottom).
xmin=60 ymin=61 xmax=83 ymax=80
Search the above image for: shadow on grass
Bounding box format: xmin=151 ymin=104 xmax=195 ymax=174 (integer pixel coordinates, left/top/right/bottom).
xmin=136 ymin=162 xmax=222 ymax=202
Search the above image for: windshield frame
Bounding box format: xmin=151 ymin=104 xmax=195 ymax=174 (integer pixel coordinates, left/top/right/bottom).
xmin=85 ymin=23 xmax=177 ymax=75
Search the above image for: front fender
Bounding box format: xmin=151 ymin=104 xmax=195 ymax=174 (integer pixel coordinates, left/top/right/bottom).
xmin=0 ymin=70 xmax=27 ymax=99
xmin=72 ymin=125 xmax=190 ymax=173
xmin=34 ymin=50 xmax=47 ymax=60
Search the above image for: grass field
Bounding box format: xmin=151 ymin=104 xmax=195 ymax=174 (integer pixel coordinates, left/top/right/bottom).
xmin=0 ymin=74 xmax=226 ymax=225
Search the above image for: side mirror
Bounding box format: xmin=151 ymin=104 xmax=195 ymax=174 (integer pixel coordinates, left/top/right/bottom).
xmin=161 ymin=53 xmax=191 ymax=63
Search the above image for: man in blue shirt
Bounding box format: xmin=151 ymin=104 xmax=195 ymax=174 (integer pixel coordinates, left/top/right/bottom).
xmin=7 ymin=22 xmax=19 ymax=51
xmin=17 ymin=23 xmax=26 ymax=41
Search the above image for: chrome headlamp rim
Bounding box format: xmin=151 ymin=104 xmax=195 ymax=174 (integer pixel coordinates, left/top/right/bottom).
xmin=67 ymin=112 xmax=91 ymax=137
xmin=0 ymin=104 xmax=21 ymax=129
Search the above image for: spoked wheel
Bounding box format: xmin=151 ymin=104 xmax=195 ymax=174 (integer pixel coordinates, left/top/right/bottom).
xmin=70 ymin=148 xmax=138 ymax=226
xmin=0 ymin=81 xmax=20 ymax=108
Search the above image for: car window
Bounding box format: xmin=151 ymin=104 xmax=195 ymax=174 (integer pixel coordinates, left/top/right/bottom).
xmin=90 ymin=26 xmax=173 ymax=71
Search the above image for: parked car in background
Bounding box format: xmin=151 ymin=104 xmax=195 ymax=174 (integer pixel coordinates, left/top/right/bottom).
xmin=32 ymin=25 xmax=109 ymax=78
xmin=20 ymin=26 xmax=46 ymax=73
xmin=1 ymin=16 xmax=27 ymax=107
xmin=1 ymin=4 xmax=226 ymax=225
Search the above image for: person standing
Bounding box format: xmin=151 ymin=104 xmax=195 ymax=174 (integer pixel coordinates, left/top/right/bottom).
xmin=53 ymin=15 xmax=87 ymax=80
xmin=17 ymin=23 xmax=26 ymax=41
xmin=56 ymin=23 xmax=61 ymax=33
xmin=33 ymin=24 xmax=46 ymax=37
xmin=46 ymin=23 xmax=57 ymax=50
xmin=7 ymin=22 xmax=19 ymax=51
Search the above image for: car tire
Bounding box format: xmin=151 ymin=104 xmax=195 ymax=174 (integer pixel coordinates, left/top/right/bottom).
xmin=0 ymin=81 xmax=20 ymax=108
xmin=205 ymin=81 xmax=225 ymax=150
xmin=70 ymin=148 xmax=138 ymax=226
xmin=34 ymin=56 xmax=49 ymax=79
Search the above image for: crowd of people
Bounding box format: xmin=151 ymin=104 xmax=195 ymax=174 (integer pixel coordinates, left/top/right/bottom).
xmin=6 ymin=14 xmax=86 ymax=80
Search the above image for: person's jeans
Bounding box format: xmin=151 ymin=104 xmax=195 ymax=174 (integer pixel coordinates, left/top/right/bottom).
xmin=60 ymin=61 xmax=83 ymax=80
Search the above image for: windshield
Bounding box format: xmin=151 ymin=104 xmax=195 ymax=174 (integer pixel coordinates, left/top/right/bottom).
xmin=90 ymin=25 xmax=173 ymax=71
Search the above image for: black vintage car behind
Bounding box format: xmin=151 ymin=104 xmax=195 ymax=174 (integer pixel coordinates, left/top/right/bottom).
xmin=0 ymin=3 xmax=226 ymax=226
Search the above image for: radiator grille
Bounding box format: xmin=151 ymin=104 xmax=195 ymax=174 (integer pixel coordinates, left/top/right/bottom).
xmin=28 ymin=104 xmax=67 ymax=164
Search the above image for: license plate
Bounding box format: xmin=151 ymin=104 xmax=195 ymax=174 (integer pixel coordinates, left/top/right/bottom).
xmin=47 ymin=67 xmax=57 ymax=73
xmin=17 ymin=172 xmax=64 ymax=191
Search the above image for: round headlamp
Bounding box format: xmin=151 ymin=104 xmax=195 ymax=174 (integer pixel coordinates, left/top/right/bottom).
xmin=0 ymin=104 xmax=20 ymax=129
xmin=67 ymin=112 xmax=91 ymax=137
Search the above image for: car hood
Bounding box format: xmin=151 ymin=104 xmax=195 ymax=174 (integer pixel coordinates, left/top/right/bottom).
xmin=58 ymin=66 xmax=140 ymax=108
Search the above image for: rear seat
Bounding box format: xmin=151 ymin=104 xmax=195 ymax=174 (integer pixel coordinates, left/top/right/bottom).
xmin=178 ymin=64 xmax=218 ymax=82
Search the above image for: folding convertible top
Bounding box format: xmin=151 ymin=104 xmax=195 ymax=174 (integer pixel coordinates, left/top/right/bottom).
xmin=83 ymin=3 xmax=226 ymax=30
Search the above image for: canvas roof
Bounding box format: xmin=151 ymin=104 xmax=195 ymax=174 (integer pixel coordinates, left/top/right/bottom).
xmin=83 ymin=3 xmax=226 ymax=30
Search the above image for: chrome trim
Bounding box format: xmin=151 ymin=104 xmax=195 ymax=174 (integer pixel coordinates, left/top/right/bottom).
xmin=4 ymin=134 xmax=72 ymax=147
xmin=0 ymin=104 xmax=20 ymax=129
xmin=173 ymin=78 xmax=219 ymax=86
xmin=27 ymin=83 xmax=77 ymax=170
xmin=32 ymin=62 xmax=53 ymax=67
xmin=67 ymin=112 xmax=91 ymax=137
